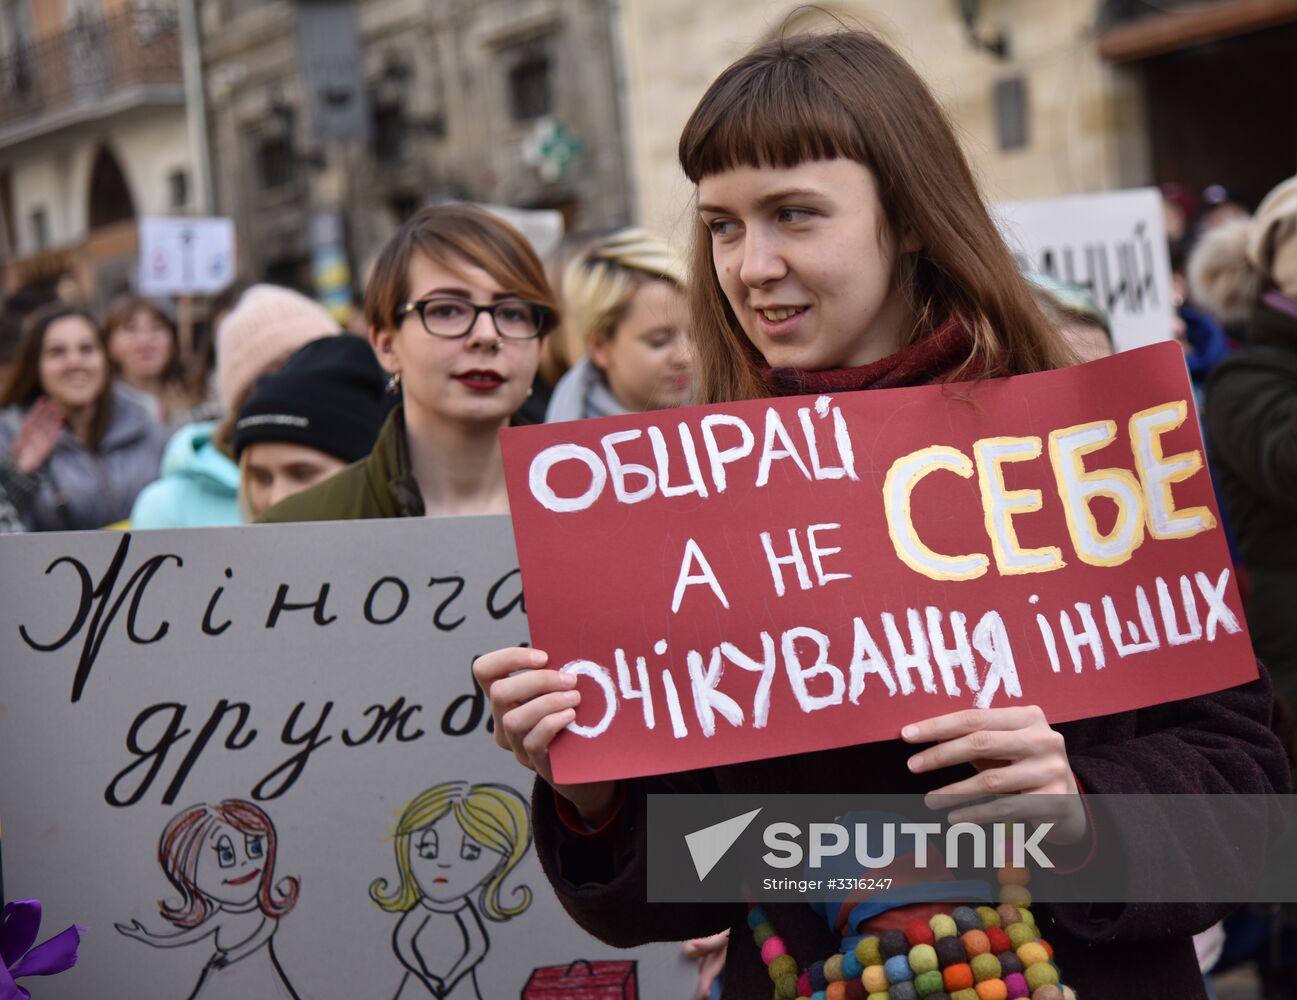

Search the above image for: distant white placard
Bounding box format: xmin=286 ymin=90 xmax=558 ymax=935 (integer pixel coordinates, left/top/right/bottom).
xmin=474 ymin=203 xmax=565 ymax=261
xmin=0 ymin=518 xmax=693 ymax=999
xmin=995 ymin=188 xmax=1174 ymax=352
xmin=138 ymin=216 xmax=237 ymax=296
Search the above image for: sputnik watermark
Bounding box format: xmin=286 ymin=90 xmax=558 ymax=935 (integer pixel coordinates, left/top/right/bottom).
xmin=683 ymin=810 xmax=1054 ymax=882
xmin=762 ymin=820 xmax=1055 ymax=870
xmin=653 ymin=793 xmax=1297 ymax=904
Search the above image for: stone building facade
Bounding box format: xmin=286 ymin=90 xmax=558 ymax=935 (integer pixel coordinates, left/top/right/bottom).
xmin=200 ymin=0 xmax=634 ymax=296
xmin=616 ymin=0 xmax=1297 ymax=242
xmin=0 ymin=0 xmax=194 ymax=309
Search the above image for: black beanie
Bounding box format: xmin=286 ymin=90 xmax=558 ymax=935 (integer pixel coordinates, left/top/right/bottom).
xmin=233 ymin=334 xmax=388 ymax=463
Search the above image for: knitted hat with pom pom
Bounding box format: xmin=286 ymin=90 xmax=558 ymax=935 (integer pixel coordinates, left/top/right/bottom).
xmin=216 ymin=285 xmax=338 ymax=413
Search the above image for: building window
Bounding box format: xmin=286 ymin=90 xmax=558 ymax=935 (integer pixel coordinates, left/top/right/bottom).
xmin=256 ymin=106 xmax=296 ymax=190
xmin=994 ymin=76 xmax=1029 ymax=151
xmin=29 ymin=207 xmax=47 ymax=251
xmin=88 ymin=146 xmax=136 ymax=229
xmin=371 ymin=94 xmax=407 ymax=163
xmin=168 ymin=169 xmax=189 ymax=210
xmin=507 ymin=45 xmax=552 ymax=122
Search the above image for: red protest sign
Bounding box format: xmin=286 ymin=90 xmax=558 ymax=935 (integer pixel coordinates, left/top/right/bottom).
xmin=501 ymin=343 xmax=1256 ymax=785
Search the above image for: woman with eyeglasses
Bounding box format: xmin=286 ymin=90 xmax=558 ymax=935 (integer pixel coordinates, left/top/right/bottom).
xmin=258 ymin=204 xmax=558 ymax=522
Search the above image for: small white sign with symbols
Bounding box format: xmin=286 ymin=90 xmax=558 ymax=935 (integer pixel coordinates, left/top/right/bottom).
xmin=138 ymin=216 xmax=237 ymax=296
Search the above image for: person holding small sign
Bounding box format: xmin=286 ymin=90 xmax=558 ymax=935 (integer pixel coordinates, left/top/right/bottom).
xmin=474 ymin=30 xmax=1288 ymax=1000
xmin=258 ymin=205 xmax=559 ymax=522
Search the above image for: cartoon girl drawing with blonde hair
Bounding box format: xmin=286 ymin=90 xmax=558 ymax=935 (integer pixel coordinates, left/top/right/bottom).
xmin=371 ymin=781 xmax=532 ymax=998
xmin=116 ymin=799 xmax=301 ymax=999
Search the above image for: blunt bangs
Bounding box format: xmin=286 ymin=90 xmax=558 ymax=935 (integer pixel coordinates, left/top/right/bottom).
xmin=679 ymin=44 xmax=871 ymax=183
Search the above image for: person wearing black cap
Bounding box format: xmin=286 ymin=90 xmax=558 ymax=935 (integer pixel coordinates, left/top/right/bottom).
xmin=233 ymin=334 xmax=388 ymax=518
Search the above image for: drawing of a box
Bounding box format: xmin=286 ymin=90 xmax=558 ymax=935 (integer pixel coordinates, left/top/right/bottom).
xmin=521 ymin=959 xmax=638 ymax=999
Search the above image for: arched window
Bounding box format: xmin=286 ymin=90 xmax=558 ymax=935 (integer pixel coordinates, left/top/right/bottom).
xmin=87 ymin=146 xmax=136 ymax=230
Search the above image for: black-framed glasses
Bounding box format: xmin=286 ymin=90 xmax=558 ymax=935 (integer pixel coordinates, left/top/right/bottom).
xmin=394 ymin=296 xmax=551 ymax=340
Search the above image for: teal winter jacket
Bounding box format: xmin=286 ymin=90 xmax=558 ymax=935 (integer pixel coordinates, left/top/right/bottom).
xmin=130 ymin=420 xmax=241 ymax=528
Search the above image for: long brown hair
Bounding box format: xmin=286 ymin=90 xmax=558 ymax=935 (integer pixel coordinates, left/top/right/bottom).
xmin=678 ymin=30 xmax=1074 ymax=403
xmin=105 ymin=295 xmax=187 ymax=384
xmin=366 ymin=204 xmax=561 ymax=337
xmin=0 ymin=302 xmax=114 ymax=449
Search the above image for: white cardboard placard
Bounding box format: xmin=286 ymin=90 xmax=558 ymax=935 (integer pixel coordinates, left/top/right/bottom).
xmin=137 ymin=216 xmax=237 ymax=297
xmin=0 ymin=517 xmax=692 ymax=999
xmin=995 ymin=187 xmax=1175 ymax=352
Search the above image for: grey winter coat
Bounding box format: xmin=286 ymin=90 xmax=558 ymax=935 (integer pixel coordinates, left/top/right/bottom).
xmin=0 ymin=383 xmax=167 ymax=531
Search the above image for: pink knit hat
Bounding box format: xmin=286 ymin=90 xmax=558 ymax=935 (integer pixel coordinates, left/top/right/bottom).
xmin=216 ymin=285 xmax=338 ymax=412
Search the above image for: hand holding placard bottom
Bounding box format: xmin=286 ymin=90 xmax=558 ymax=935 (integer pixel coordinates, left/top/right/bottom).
xmin=475 ymin=644 xmax=1089 ymax=845
xmin=473 ymin=647 xmax=620 ymax=827
xmin=902 ymin=705 xmax=1088 ymax=844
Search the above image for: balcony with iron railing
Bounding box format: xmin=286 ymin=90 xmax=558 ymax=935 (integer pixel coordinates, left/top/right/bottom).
xmin=0 ymin=4 xmax=183 ymax=146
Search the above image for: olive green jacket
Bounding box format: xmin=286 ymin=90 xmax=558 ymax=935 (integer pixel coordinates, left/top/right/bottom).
xmin=257 ymin=407 xmax=423 ymax=522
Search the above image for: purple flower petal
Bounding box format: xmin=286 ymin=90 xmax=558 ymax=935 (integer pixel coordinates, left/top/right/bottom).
xmin=0 ymin=901 xmax=41 ymax=971
xmin=0 ymin=958 xmax=32 ymax=1000
xmin=7 ymin=925 xmax=81 ymax=979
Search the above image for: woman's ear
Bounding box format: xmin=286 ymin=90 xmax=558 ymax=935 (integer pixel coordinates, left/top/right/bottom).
xmin=586 ymin=331 xmax=612 ymax=372
xmin=370 ymin=326 xmax=400 ymax=375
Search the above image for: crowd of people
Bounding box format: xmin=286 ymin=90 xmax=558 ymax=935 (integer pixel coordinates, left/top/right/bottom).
xmin=0 ymin=217 xmax=696 ymax=533
xmin=0 ymin=23 xmax=1294 ymax=1000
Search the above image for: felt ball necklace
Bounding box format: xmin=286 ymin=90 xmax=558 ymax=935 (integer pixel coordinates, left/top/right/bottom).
xmin=748 ymin=864 xmax=1076 ymax=1000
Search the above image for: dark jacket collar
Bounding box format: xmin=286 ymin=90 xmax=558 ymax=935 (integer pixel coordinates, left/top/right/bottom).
xmin=365 ymin=407 xmax=424 ymax=517
xmin=1249 ymin=291 xmax=1297 ymax=355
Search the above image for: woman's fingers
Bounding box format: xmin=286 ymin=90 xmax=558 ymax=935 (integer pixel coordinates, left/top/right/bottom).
xmin=474 ymin=647 xmax=565 ymax=750
xmin=520 ymin=707 xmax=578 ymax=783
xmin=489 ymin=670 xmax=576 ymax=745
xmin=923 ymin=757 xmax=1067 ymax=801
xmin=472 ymin=646 xmax=546 ymax=689
xmin=901 ymin=706 xmax=1047 ymax=744
xmin=907 ymin=728 xmax=1032 ymax=773
xmin=503 ymin=690 xmax=580 ymax=756
xmin=474 ymin=646 xmax=581 ymax=773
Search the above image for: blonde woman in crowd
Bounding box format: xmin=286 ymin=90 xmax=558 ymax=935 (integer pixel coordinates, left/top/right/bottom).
xmin=545 ymin=229 xmax=693 ymax=422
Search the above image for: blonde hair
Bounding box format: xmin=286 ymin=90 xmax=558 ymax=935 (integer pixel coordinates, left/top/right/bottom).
xmin=369 ymin=782 xmax=532 ymax=921
xmin=236 ymin=450 xmax=256 ymax=522
xmin=561 ymin=229 xmax=687 ymax=356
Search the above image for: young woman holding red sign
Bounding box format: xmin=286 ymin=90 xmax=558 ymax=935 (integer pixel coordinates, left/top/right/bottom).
xmin=473 ymin=30 xmax=1287 ymax=1000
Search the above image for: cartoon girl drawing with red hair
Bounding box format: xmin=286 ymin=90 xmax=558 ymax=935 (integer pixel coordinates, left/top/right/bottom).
xmin=116 ymin=799 xmax=301 ymax=1000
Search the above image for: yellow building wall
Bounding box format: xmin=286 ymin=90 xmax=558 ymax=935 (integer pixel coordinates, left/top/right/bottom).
xmin=619 ymin=0 xmax=1150 ymax=242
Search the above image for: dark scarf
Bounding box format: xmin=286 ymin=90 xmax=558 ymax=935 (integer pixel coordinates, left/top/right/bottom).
xmin=762 ymin=317 xmax=979 ymax=396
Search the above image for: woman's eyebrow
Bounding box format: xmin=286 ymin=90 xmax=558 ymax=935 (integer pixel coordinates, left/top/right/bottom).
xmin=416 ymin=286 xmax=518 ymax=302
xmin=698 ymin=187 xmax=827 ymax=214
